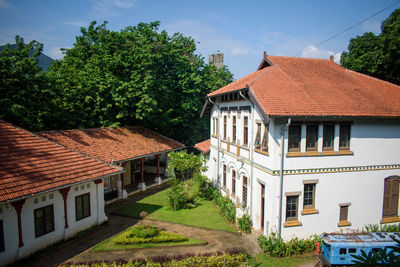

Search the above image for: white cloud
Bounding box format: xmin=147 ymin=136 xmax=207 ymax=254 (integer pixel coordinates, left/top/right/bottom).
xmin=91 ymin=0 xmax=135 ymax=16
xmin=48 ymin=47 xmax=66 ymax=59
xmin=0 ymin=0 xmax=11 ymax=9
xmin=302 ymin=45 xmax=341 ymax=63
xmin=64 ymin=21 xmax=89 ymax=27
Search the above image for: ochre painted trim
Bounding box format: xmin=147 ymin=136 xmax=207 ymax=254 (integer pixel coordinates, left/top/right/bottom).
xmin=255 ymin=149 xmax=269 ymax=156
xmin=381 ymin=216 xmax=400 ymax=224
xmin=284 ymin=220 xmax=302 ymax=227
xmin=287 ymin=150 xmax=354 ymax=157
xmin=301 ymin=209 xmax=319 ymax=215
xmin=338 ymin=220 xmax=351 ymax=227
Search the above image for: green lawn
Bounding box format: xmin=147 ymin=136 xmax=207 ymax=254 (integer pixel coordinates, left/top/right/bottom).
xmin=113 ymin=188 xmax=237 ymax=232
xmin=250 ymin=253 xmax=316 ymax=267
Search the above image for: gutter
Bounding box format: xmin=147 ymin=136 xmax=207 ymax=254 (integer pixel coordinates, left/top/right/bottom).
xmin=278 ymin=118 xmax=291 ymax=237
xmin=241 ymin=88 xmax=254 ymax=218
xmin=208 ymin=97 xmax=220 ymax=187
xmin=113 ymin=147 xmax=186 ymax=165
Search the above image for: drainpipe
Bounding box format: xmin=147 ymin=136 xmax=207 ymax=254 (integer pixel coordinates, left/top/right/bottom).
xmin=278 ymin=118 xmax=291 ymax=237
xmin=240 ymin=89 xmax=254 ymax=218
xmin=208 ymin=97 xmax=220 ymax=187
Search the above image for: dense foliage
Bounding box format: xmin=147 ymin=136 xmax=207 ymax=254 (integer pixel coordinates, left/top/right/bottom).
xmin=61 ymin=248 xmax=249 ymax=266
xmin=0 ymin=36 xmax=57 ymax=130
xmin=341 ymin=8 xmax=400 ymax=85
xmin=238 ymin=214 xmax=252 ymax=233
xmin=258 ymin=232 xmax=321 ymax=257
xmin=362 ymin=223 xmax=400 ymax=233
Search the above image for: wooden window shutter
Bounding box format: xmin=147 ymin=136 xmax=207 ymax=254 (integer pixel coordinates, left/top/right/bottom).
xmin=340 ymin=206 xmax=348 ymax=221
xmin=383 ymin=178 xmax=399 ymax=218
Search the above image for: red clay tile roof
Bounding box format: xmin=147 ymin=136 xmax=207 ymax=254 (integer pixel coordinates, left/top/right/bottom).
xmin=0 ymin=121 xmax=123 ymax=203
xmin=194 ymin=139 xmax=210 ymax=154
xmin=209 ymin=55 xmax=400 ymax=118
xmin=38 ymin=126 xmax=185 ymax=164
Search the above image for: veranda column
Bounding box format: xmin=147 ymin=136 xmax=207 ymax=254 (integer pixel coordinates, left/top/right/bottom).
xmin=138 ymin=157 xmax=146 ymax=191
xmin=95 ymin=179 xmax=107 ymax=224
xmin=11 ymin=199 xmax=25 ymax=248
xmin=59 ymin=187 xmax=70 ymax=229
xmin=154 ymin=154 xmax=162 ymax=184
xmin=120 ymin=162 xmax=127 ymax=198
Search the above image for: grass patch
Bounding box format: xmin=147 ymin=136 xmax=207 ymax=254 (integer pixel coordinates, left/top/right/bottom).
xmin=113 ymin=188 xmax=237 ymax=232
xmin=94 ymin=225 xmax=205 ymax=251
xmin=251 ymin=253 xmax=316 ymax=267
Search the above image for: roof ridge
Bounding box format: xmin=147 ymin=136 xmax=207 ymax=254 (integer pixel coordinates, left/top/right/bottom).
xmin=248 ymin=65 xmax=277 ymax=86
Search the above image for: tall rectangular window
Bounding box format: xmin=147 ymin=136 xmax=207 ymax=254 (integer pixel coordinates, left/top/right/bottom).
xmin=254 ymin=123 xmax=261 ymax=148
xmin=261 ymin=124 xmax=269 ymax=152
xmin=232 ymin=116 xmax=236 ymax=142
xmin=243 ymin=116 xmax=248 ymax=145
xmin=288 ymin=125 xmax=301 ymax=152
xmin=286 ymin=196 xmax=299 ymax=222
xmin=223 ymin=164 xmax=227 ymax=188
xmin=382 ymin=177 xmax=399 ymax=218
xmin=306 ymin=124 xmax=318 ymax=151
xmin=76 ymin=193 xmax=91 ymax=221
xmin=223 ymin=116 xmax=227 ymax=140
xmin=339 ymin=204 xmax=350 ymax=226
xmin=34 ymin=205 xmax=54 ymax=238
xmin=323 ymin=124 xmax=334 ymax=151
xmin=242 ymin=176 xmax=248 ymax=206
xmin=339 ymin=124 xmax=350 ymax=150
xmin=0 ymin=220 xmax=4 ymax=252
xmin=212 ymin=118 xmax=216 ymax=136
xmin=232 ymin=170 xmax=236 ymax=196
xmin=303 ymin=183 xmax=316 ymax=210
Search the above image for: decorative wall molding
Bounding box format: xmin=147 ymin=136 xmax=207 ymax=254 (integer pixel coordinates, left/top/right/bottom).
xmin=211 ymin=145 xmax=400 ymax=176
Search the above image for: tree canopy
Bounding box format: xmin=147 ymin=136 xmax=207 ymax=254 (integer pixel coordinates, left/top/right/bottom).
xmin=48 ymin=21 xmax=233 ymax=145
xmin=1 ymin=21 xmax=233 ymax=145
xmin=341 ymin=8 xmax=400 ymax=85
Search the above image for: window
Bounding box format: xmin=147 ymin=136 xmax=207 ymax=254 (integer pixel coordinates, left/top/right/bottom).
xmin=323 ymin=124 xmax=334 ymax=151
xmin=288 ymin=125 xmax=301 ymax=152
xmin=75 ymin=193 xmax=91 ymax=221
xmin=338 ymin=203 xmax=351 ymax=227
xmin=34 ymin=205 xmax=54 ymax=237
xmin=243 ymin=116 xmax=248 ymax=145
xmin=223 ymin=116 xmax=227 ymax=140
xmin=303 ymin=183 xmax=316 ymax=210
xmin=382 ymin=177 xmax=399 ymax=219
xmin=306 ymin=124 xmax=318 ymax=151
xmin=242 ymin=176 xmax=248 ymax=206
xmin=232 ymin=170 xmax=236 ymax=196
xmin=286 ymin=195 xmax=299 ymax=222
xmin=261 ymin=124 xmax=269 ymax=152
xmin=339 ymin=124 xmax=350 ymax=150
xmin=232 ymin=116 xmax=236 ymax=142
xmin=0 ymin=220 xmax=4 ymax=252
xmin=223 ymin=164 xmax=227 ymax=188
xmin=254 ymin=123 xmax=261 ymax=148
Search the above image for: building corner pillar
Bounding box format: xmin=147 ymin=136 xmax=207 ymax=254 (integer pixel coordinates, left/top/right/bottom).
xmin=154 ymin=154 xmax=162 ymax=184
xmin=11 ymin=199 xmax=26 ymax=248
xmin=138 ymin=157 xmax=146 ymax=191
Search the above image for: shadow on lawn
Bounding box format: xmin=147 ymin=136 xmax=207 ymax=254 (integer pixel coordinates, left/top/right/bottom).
xmin=112 ymin=202 xmax=163 ymax=219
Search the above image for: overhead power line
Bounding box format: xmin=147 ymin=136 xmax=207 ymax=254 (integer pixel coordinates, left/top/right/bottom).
xmin=295 ymin=0 xmax=400 ymax=57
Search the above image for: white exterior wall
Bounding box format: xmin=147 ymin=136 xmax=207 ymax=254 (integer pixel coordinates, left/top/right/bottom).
xmin=0 ymin=178 xmax=108 ymax=266
xmin=206 ymin=98 xmax=400 ymax=240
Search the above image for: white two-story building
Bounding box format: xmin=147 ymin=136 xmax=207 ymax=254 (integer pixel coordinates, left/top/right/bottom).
xmin=200 ymin=53 xmax=400 ymax=240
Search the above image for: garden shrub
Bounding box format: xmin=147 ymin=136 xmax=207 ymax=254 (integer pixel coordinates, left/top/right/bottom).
xmin=363 ymin=223 xmax=400 ymax=233
xmin=212 ymin=191 xmax=236 ymax=223
xmin=166 ymin=151 xmax=206 ymax=181
xmin=258 ymin=232 xmax=321 ymax=257
xmin=130 ymin=225 xmax=159 ymax=238
xmin=238 ymin=214 xmax=252 ymax=233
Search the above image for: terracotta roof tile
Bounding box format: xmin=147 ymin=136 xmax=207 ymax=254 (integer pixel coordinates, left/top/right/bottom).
xmin=38 ymin=126 xmax=185 ymax=163
xmin=194 ymin=139 xmax=210 ymax=154
xmin=0 ymin=121 xmax=123 ymax=203
xmin=209 ymin=55 xmax=400 ymax=118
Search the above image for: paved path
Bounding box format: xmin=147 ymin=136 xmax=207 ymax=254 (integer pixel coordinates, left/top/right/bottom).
xmin=67 ymin=219 xmax=260 ymax=264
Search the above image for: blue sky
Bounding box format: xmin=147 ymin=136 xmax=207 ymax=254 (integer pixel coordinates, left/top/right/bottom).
xmin=0 ymin=0 xmax=399 ymax=79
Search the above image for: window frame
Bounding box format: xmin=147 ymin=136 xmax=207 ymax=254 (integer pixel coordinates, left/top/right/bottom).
xmin=382 ymin=177 xmax=399 ymax=219
xmin=232 ymin=116 xmax=236 ymax=143
xmin=254 ymin=123 xmax=261 ymax=148
xmin=223 ymin=115 xmax=227 ymax=140
xmin=232 ymin=169 xmax=236 ymax=196
xmin=242 ymin=176 xmax=248 ymax=206
xmin=306 ymin=124 xmax=318 ymax=152
xmin=261 ymin=124 xmax=269 ymax=152
xmin=286 ymin=195 xmax=299 ymax=222
xmin=338 ymin=203 xmax=351 ymax=227
xmin=322 ymin=124 xmax=334 ymax=151
xmin=339 ymin=124 xmax=351 ymax=150
xmin=243 ymin=116 xmax=248 ymax=146
xmin=75 ymin=193 xmax=91 ymax=221
xmin=288 ymin=124 xmax=301 ymax=152
xmin=303 ymin=183 xmax=316 ymax=210
xmin=34 ymin=204 xmax=55 ymax=238
xmin=222 ymin=164 xmax=227 ymax=188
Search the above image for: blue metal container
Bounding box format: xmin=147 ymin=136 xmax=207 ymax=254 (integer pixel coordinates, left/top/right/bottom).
xmin=321 ymin=232 xmax=400 ymax=265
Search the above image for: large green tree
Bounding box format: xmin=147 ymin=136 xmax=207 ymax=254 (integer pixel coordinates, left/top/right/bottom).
xmin=49 ymin=21 xmax=233 ymax=145
xmin=0 ymin=36 xmax=57 ymax=131
xmin=341 ymin=8 xmax=400 ymax=85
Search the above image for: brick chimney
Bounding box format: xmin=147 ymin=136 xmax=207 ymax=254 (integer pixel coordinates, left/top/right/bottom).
xmin=329 ymin=55 xmax=334 ymax=61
